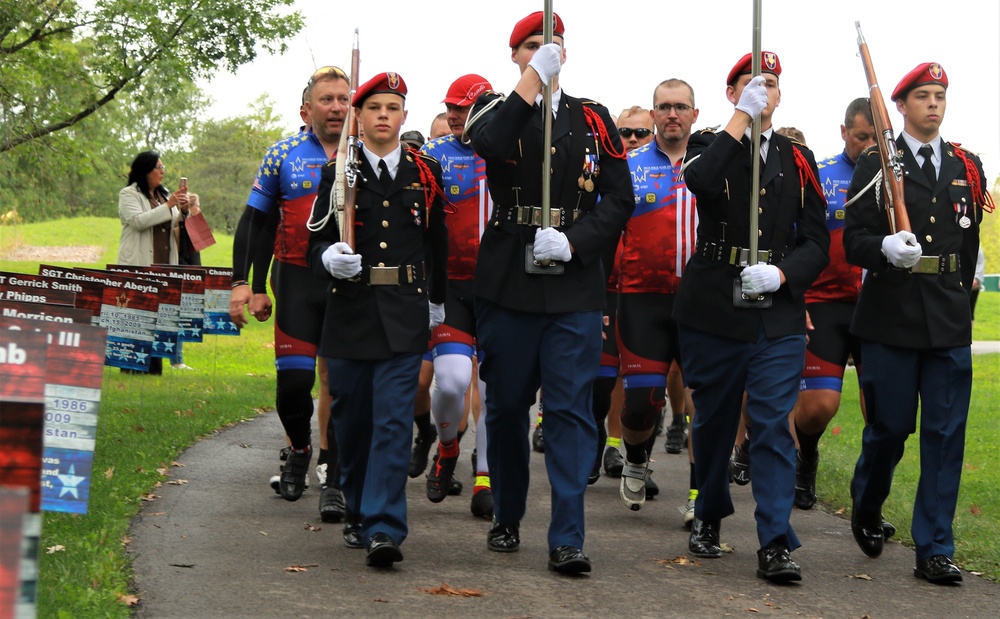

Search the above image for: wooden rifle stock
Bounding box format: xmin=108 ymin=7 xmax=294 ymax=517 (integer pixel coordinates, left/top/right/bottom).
xmin=336 ymin=30 xmax=362 ymax=249
xmin=856 ymin=21 xmax=910 ymax=234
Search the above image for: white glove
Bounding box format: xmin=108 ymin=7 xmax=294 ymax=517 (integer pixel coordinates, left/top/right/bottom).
xmin=321 ymin=242 xmax=362 ymax=279
xmin=735 ymin=75 xmax=769 ymax=119
xmin=881 ymin=231 xmax=922 ymax=269
xmin=533 ymin=227 xmax=572 ymax=262
xmin=741 ymin=263 xmax=782 ymax=294
xmin=429 ymin=302 xmax=445 ymax=330
xmin=528 ymin=43 xmax=562 ymax=84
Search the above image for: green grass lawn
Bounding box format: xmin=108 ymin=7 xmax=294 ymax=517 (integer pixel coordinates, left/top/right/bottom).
xmin=2 ymin=219 xmax=999 ymax=617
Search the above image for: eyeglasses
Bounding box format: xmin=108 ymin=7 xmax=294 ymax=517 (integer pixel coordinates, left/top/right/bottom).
xmin=154 ymin=164 xmax=165 ymax=171
xmin=308 ymin=66 xmax=349 ymax=87
xmin=655 ymin=103 xmax=693 ymax=114
xmin=618 ymin=128 xmax=653 ymax=139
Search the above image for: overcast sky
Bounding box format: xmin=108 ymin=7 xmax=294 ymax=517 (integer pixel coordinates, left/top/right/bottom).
xmin=199 ymin=0 xmax=1000 ymax=176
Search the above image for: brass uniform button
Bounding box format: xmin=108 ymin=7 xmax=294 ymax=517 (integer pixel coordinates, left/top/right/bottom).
xmin=383 ymin=200 xmax=390 ymax=207
xmin=925 ymin=235 xmax=933 ymax=243
xmin=929 ymin=216 xmax=936 ymax=223
xmin=379 ymin=242 xmax=388 ymax=249
xmin=382 ymin=220 xmax=389 ymax=227
xmin=760 ymin=188 xmax=766 ymax=196
xmin=378 ymin=262 xmax=385 ymax=267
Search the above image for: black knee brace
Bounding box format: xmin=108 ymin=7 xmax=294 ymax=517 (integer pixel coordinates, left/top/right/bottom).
xmin=276 ymin=368 xmax=315 ymax=448
xmin=621 ymin=386 xmax=666 ymax=432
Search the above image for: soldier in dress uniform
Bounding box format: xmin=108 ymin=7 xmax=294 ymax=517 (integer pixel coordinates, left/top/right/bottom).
xmin=673 ymin=52 xmax=830 ymax=582
xmin=464 ymin=11 xmax=634 ymax=574
xmin=845 ymin=63 xmax=992 ymax=585
xmin=307 ymin=72 xmax=448 ymax=568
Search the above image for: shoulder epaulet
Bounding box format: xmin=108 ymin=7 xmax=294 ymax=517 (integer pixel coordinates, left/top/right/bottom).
xmin=581 ymin=100 xmax=603 ymax=107
xmin=787 ymin=137 xmax=808 ymax=149
xmin=412 ymin=149 xmax=439 ymax=165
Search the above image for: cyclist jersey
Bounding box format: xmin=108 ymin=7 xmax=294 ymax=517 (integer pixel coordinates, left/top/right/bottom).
xmin=807 ymin=150 xmax=862 ymax=303
xmin=619 ymin=141 xmax=697 ymax=294
xmin=421 ymin=135 xmax=491 ymax=280
xmin=247 ymin=130 xmax=330 ymax=267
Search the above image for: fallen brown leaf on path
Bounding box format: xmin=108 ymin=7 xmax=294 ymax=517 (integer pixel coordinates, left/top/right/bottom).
xmin=849 ymin=573 xmax=874 ymax=580
xmin=105 ymin=467 xmax=114 ymax=479
xmin=166 ymin=479 xmax=189 ymax=485
xmin=46 ymin=545 xmax=65 ymax=554
xmin=746 ymin=608 xmax=759 ymax=613
xmin=171 ymin=461 xmax=185 ymax=467
xmin=651 ymin=555 xmax=699 ymax=566
xmin=117 ymin=593 xmax=139 ymax=607
xmin=284 ymin=564 xmax=318 ymax=572
xmin=304 ymin=522 xmax=321 ymax=531
xmin=156 ymin=468 xmax=168 ymax=476
xmin=418 ymin=582 xmax=483 ymax=597
xmin=970 ymin=504 xmax=981 ymax=516
xmin=140 ymin=493 xmax=158 ymax=501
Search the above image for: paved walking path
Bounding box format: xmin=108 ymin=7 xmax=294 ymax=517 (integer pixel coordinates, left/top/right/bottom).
xmin=130 ymin=399 xmax=1000 ymax=618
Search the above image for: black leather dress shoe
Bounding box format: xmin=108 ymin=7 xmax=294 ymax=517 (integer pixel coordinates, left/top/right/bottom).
xmin=487 ymin=519 xmax=520 ymax=553
xmin=548 ymin=546 xmax=591 ymax=574
xmin=319 ymin=486 xmax=346 ymax=523
xmin=756 ymin=542 xmax=801 ymax=582
xmin=688 ymin=517 xmax=722 ymax=558
xmin=881 ymin=517 xmax=897 ymax=540
xmin=915 ymin=555 xmax=963 ymax=584
xmin=851 ymin=503 xmax=884 ymax=558
xmin=365 ymin=533 xmax=403 ymax=567
xmin=342 ymin=510 xmax=364 ymax=549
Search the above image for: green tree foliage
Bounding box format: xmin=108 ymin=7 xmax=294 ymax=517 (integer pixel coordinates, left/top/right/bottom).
xmin=0 ymin=68 xmax=211 ymax=222
xmin=180 ymin=94 xmax=285 ymax=234
xmin=0 ymin=0 xmax=302 ymax=154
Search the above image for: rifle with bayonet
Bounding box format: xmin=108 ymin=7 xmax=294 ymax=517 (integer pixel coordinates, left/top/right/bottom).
xmin=855 ymin=21 xmax=911 ymax=234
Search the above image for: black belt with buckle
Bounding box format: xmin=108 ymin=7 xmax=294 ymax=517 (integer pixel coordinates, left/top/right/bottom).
xmin=361 ymin=264 xmax=422 ymax=286
xmin=909 ymin=254 xmax=960 ymax=274
xmin=696 ymin=239 xmax=783 ymax=267
xmin=495 ymin=205 xmax=580 ymax=227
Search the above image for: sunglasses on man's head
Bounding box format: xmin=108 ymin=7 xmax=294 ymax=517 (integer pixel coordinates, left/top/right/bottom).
xmin=618 ymin=128 xmax=652 ymax=139
xmin=308 ymin=66 xmax=349 ymax=87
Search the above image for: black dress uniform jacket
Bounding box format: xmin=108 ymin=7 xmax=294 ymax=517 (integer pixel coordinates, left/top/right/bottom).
xmin=466 ymin=91 xmax=634 ymax=313
xmin=844 ymin=137 xmax=983 ymax=349
xmin=674 ymin=131 xmax=830 ymax=341
xmin=307 ymin=148 xmax=448 ymax=359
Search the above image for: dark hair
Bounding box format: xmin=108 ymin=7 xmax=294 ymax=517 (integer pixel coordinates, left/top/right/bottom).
xmin=127 ymin=150 xmax=169 ymax=201
xmin=844 ymin=97 xmax=874 ymax=128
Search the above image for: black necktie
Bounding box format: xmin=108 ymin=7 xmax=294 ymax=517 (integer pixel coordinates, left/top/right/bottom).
xmin=759 ymin=134 xmax=768 ymax=167
xmin=919 ymin=144 xmax=936 ymax=186
xmin=378 ymin=160 xmax=392 ymax=191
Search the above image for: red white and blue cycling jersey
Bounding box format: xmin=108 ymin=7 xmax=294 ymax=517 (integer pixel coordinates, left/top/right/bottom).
xmin=620 ymin=141 xmax=697 ymax=293
xmin=421 ymin=135 xmax=491 ymax=281
xmin=807 ymin=150 xmax=863 ymax=303
xmin=247 ymin=130 xmax=329 ymax=267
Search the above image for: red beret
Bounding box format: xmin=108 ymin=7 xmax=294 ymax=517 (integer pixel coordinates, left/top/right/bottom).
xmin=509 ymin=11 xmax=565 ymax=48
xmin=352 ymin=72 xmax=407 ymax=107
xmin=442 ymin=74 xmax=493 ymax=107
xmin=727 ymin=51 xmax=781 ymax=86
xmin=891 ymin=62 xmax=948 ymax=101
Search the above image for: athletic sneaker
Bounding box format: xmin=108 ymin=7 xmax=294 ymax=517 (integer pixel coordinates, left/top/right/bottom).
xmin=665 ymin=421 xmax=687 ymax=454
xmin=729 ymin=439 xmax=751 ymax=486
xmin=319 ymin=485 xmax=346 ymax=523
xmin=620 ymin=460 xmax=650 ymax=511
xmin=426 ymin=453 xmax=458 ymax=503
xmin=603 ymin=446 xmax=624 ymax=478
xmin=278 ymin=448 xmax=311 ymax=501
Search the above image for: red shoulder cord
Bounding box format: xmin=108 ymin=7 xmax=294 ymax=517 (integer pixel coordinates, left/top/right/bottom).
xmin=582 ymin=107 xmax=627 ymax=161
xmin=407 ymin=147 xmax=453 ymax=227
xmin=952 ymin=144 xmax=996 ymax=214
xmin=791 ymin=146 xmax=824 ymax=206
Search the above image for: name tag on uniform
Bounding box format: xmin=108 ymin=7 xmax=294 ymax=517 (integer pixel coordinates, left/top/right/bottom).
xmin=951 ymin=179 xmax=968 ymax=187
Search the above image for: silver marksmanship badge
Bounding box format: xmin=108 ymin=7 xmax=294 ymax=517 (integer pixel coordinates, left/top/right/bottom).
xmin=959 ymin=215 xmax=971 ymax=228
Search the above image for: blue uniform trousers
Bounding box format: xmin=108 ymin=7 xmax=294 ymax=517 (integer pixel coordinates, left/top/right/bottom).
xmin=325 ymin=354 xmax=421 ymax=545
xmin=852 ymin=341 xmax=971 ymax=559
xmin=678 ymin=325 xmax=804 ymax=550
xmin=476 ymin=299 xmax=601 ymax=552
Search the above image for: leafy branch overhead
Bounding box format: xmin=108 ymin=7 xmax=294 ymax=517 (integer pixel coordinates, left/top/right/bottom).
xmin=0 ymin=0 xmax=304 ymax=152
